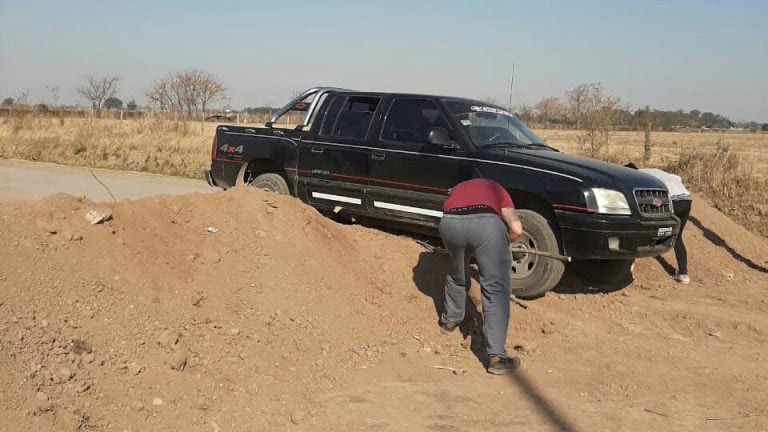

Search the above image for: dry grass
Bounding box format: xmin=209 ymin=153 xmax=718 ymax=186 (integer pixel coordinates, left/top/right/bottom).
xmin=0 ymin=115 xmax=222 ymax=178
xmin=535 ymin=129 xmax=768 ymax=177
xmin=662 ymin=144 xmax=768 ymax=238
xmin=1 ymin=116 xmax=766 ymax=236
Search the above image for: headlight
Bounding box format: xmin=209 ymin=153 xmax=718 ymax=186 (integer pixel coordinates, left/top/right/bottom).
xmin=591 ymin=188 xmax=631 ymax=215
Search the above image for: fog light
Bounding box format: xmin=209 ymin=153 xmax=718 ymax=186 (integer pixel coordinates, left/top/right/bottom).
xmin=608 ymin=237 xmax=620 ymax=251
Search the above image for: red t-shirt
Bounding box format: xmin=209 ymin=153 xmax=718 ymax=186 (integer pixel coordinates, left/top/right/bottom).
xmin=442 ymin=179 xmax=514 ymax=216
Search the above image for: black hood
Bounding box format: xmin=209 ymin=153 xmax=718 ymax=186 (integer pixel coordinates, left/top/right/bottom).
xmin=476 ymin=148 xmax=667 ymax=190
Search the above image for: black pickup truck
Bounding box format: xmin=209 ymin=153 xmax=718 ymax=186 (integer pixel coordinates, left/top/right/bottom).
xmin=206 ymin=87 xmax=680 ymax=298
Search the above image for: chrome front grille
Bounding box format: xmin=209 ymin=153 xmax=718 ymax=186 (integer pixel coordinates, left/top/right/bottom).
xmin=634 ymin=189 xmax=671 ymax=216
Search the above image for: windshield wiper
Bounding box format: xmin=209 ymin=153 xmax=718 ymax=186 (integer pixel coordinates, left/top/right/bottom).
xmin=483 ymin=141 xmax=525 ymax=148
xmin=523 ymin=143 xmax=558 ymax=151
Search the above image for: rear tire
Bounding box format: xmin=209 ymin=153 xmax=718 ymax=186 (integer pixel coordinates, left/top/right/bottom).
xmin=509 ymin=210 xmax=565 ymax=300
xmin=248 ymin=173 xmax=290 ymax=195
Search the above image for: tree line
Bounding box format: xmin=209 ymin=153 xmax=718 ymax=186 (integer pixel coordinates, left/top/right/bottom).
xmin=1 ymin=69 xmax=227 ymax=120
xmin=516 ymin=85 xmax=763 ymax=132
xmin=3 ymin=77 xmax=765 ymax=133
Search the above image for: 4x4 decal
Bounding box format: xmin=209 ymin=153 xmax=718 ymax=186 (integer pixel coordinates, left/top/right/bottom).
xmin=220 ymin=144 xmax=244 ymax=154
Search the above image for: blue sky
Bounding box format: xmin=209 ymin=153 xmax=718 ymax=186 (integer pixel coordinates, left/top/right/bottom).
xmin=1 ymin=0 xmax=766 ymax=121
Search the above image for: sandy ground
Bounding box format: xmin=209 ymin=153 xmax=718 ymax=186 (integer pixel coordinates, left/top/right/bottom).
xmin=1 ymin=183 xmax=767 ymax=431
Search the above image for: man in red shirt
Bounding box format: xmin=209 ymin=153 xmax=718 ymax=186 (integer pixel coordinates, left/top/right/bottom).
xmin=439 ymin=178 xmax=523 ymax=375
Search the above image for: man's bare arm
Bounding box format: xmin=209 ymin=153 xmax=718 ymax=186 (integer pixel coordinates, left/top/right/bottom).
xmin=501 ymin=207 xmax=523 ymax=241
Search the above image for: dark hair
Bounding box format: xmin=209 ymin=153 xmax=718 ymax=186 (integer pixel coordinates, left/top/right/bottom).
xmin=624 ymin=162 xmax=638 ymax=170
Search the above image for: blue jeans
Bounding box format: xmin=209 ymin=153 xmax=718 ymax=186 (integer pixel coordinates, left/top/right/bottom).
xmin=439 ymin=213 xmax=511 ymax=358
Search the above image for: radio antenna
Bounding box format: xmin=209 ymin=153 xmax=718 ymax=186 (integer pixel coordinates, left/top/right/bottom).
xmin=508 ymin=63 xmax=515 ymax=109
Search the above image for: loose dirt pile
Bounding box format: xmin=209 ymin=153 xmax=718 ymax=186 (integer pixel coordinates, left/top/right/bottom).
xmin=1 ymin=188 xmax=767 ymax=431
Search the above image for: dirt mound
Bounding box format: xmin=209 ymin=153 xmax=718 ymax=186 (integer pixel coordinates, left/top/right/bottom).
xmin=1 ymin=190 xmax=767 ymax=431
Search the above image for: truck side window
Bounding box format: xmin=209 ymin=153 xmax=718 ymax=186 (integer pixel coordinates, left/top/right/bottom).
xmin=381 ymin=98 xmax=451 ymax=144
xmin=320 ymin=96 xmax=380 ymax=140
xmin=272 ymin=93 xmax=316 ymax=128
xmin=319 ymin=96 xmax=345 ymax=136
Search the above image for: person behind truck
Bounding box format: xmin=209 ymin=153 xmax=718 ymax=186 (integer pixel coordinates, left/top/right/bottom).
xmin=626 ymin=163 xmax=693 ymax=284
xmin=438 ymin=178 xmax=523 ymax=375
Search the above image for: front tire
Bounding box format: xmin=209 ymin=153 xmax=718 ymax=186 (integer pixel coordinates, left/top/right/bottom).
xmin=248 ymin=173 xmax=290 ymax=195
xmin=509 ymin=210 xmax=565 ymax=300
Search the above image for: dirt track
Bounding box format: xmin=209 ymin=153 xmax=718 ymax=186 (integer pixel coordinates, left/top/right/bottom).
xmin=1 ymin=183 xmax=767 ymax=431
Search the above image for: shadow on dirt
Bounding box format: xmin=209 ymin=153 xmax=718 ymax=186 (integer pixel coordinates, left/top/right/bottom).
xmin=412 ymin=250 xmax=449 ymax=318
xmin=412 ymin=250 xmax=581 ymax=432
xmin=655 ymin=255 xmax=678 ymax=276
xmin=552 ymin=265 xmax=634 ymax=296
xmin=689 ymin=216 xmax=768 ymax=274
xmin=412 ymin=250 xmax=489 ymax=362
xmin=507 ymin=371 xmax=581 ymax=432
xmin=412 ymin=251 xmax=491 ymax=390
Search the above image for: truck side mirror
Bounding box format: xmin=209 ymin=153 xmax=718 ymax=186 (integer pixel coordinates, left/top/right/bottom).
xmin=427 ymin=127 xmax=456 ymax=148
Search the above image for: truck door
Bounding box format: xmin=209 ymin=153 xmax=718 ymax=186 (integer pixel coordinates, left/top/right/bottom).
xmin=296 ymin=95 xmax=382 ymax=213
xmin=366 ymin=97 xmax=473 ymax=225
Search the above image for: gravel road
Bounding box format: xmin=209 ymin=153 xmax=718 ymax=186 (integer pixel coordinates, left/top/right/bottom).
xmin=0 ymin=159 xmax=215 ymax=202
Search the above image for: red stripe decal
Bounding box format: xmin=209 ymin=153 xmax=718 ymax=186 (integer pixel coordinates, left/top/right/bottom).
xmin=553 ymin=203 xmax=597 ymax=213
xmin=286 ymin=168 xmax=448 ymax=193
xmin=213 ymin=158 xmax=245 ymax=164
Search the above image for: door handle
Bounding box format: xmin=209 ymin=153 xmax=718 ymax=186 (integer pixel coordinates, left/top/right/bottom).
xmin=371 ymin=152 xmax=385 ymax=161
xmin=311 ymin=146 xmax=324 ymax=154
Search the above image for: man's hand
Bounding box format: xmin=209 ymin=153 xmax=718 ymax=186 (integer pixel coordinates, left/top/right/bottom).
xmin=501 ymin=207 xmax=523 ymax=242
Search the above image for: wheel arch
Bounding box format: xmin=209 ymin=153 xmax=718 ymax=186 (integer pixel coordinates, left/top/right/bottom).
xmin=238 ymin=158 xmax=294 ymax=194
xmin=507 ymin=189 xmax=563 ymax=253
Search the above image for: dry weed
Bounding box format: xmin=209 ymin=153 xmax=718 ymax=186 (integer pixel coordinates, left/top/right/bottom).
xmin=662 ymin=144 xmax=768 ymax=237
xmin=537 ymin=128 xmax=768 ymax=175
xmin=0 ymin=115 xmax=219 ymax=178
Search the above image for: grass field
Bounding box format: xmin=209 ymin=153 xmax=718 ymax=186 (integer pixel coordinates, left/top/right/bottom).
xmin=1 ymin=115 xmax=766 ymax=236
xmin=537 ymin=129 xmax=768 ymax=174
xmin=0 ymin=115 xmax=217 ymax=178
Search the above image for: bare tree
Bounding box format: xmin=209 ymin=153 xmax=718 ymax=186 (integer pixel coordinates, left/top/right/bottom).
xmin=535 ymin=96 xmax=564 ymax=128
xmin=146 ymin=76 xmax=175 ymax=112
xmin=77 ymin=75 xmax=119 ymax=116
xmin=175 ymin=71 xmax=199 ymax=117
xmin=46 ymin=86 xmax=61 ymax=108
xmin=15 ymin=89 xmax=30 ymax=106
xmin=566 ymin=82 xmax=627 ymax=158
xmin=196 ymin=71 xmax=227 ymax=119
xmin=146 ymin=70 xmax=226 ymax=120
xmin=516 ymin=104 xmax=535 ymax=125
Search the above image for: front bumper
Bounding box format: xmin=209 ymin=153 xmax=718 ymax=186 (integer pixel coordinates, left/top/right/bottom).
xmin=556 ymin=210 xmax=680 ymax=260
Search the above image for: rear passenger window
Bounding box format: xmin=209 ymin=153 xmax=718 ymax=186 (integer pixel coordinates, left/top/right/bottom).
xmin=320 ymin=96 xmax=380 ymax=140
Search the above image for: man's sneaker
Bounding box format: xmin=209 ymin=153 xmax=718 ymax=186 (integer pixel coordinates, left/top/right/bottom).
xmin=439 ymin=322 xmax=458 ymax=336
xmin=675 ymin=274 xmax=690 ymax=285
xmin=487 ymin=355 xmax=521 ymax=375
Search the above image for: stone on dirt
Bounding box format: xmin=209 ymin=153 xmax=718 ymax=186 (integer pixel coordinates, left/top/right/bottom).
xmin=85 ymin=210 xmax=112 ymax=225
xmin=290 ymin=410 xmax=305 ymax=425
xmin=167 ymin=349 xmax=188 ymax=371
xmin=72 ymin=339 xmax=92 ymax=355
xmin=127 ymin=362 xmax=145 ymax=376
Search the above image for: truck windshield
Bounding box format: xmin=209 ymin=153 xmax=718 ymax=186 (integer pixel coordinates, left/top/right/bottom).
xmin=444 ymin=101 xmax=548 ymax=149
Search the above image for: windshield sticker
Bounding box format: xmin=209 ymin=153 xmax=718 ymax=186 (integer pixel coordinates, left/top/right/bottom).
xmin=460 ymin=119 xmax=472 ymax=126
xmin=470 ymin=105 xmax=514 ymax=117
